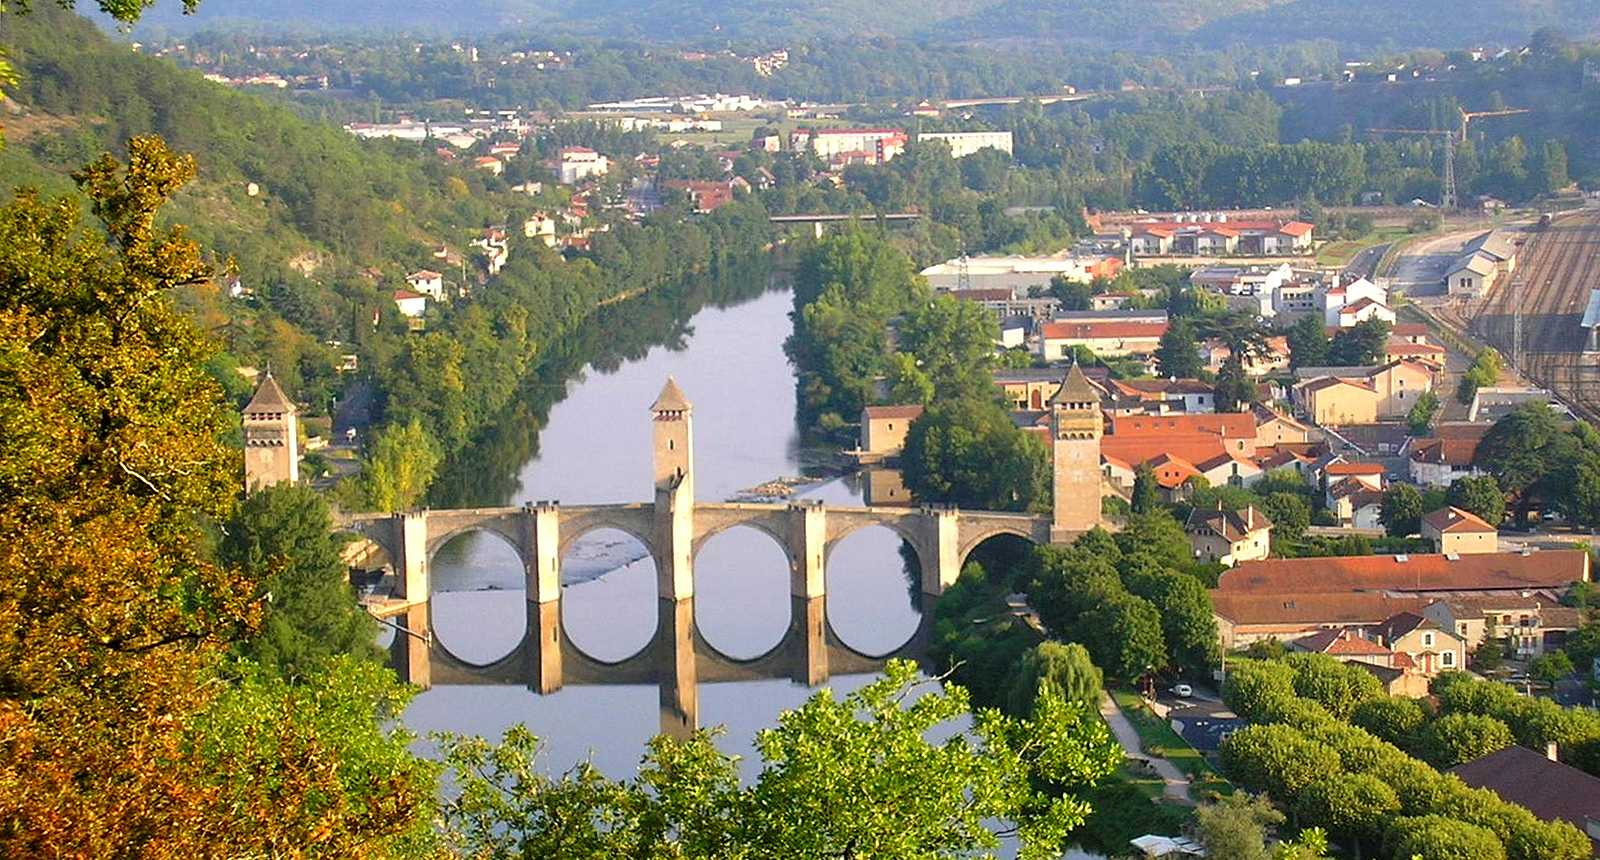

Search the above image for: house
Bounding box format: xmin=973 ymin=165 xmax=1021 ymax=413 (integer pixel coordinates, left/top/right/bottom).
xmin=1120 ymin=219 xmax=1313 ymax=257
xmin=1037 ymin=320 xmax=1167 ymax=359
xmin=1336 ymin=297 xmax=1397 ymax=328
xmin=1366 ymin=360 xmax=1436 ymax=418
xmin=803 ymin=128 xmax=908 ymax=162
xmin=1128 ymin=226 xmax=1175 ymax=256
xmin=1445 ymin=230 xmax=1518 ymax=297
xmin=1186 ymin=505 xmax=1273 ymax=566
xmin=1421 ymin=506 xmax=1498 ymax=555
xmin=1289 ymin=628 xmax=1431 ymax=697
xmin=858 ymin=405 xmax=924 ymax=457
xmin=1216 ymin=550 xmax=1591 ymax=597
xmin=472 ymin=156 xmax=504 ymax=175
xmin=392 ymin=289 xmax=427 ymax=318
xmin=1202 ymin=335 xmax=1291 ymax=377
xmin=1143 ymin=453 xmax=1204 ymax=500
xmin=1326 ymin=478 xmax=1386 ymax=529
xmin=1107 ymin=412 xmax=1259 ymax=457
xmin=1384 ymin=337 xmax=1447 ymax=365
xmin=1320 ymin=276 xmax=1388 ymax=327
xmin=405 ymin=269 xmax=445 ymax=300
xmin=1420 ymin=594 xmax=1582 ymax=656
xmin=662 ymin=179 xmax=742 ymax=213
xmin=994 ymin=366 xmax=1110 ymax=411
xmin=1211 ymin=590 xmax=1429 ymax=649
xmin=1325 ymin=461 xmax=1386 ymax=491
xmin=1450 ymin=745 xmax=1600 ymax=854
xmin=1251 ymin=403 xmax=1311 ymax=448
xmin=916 ymin=131 xmax=1014 ymax=158
xmin=1372 ymin=611 xmax=1467 ymax=675
xmin=523 ymin=212 xmax=558 ymax=246
xmin=554 ymin=146 xmax=610 ymax=184
xmin=488 ymin=141 xmax=521 ymax=159
xmin=1298 ymin=376 xmax=1378 ymax=426
xmin=1109 ymin=378 xmax=1216 ymax=413
xmin=1196 ymin=452 xmax=1264 ymax=489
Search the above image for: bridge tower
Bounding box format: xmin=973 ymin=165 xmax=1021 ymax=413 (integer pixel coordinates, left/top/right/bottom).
xmin=651 ymin=377 xmax=695 ymax=600
xmin=242 ymin=371 xmax=299 ymax=491
xmin=1049 ymin=362 xmax=1103 ymax=542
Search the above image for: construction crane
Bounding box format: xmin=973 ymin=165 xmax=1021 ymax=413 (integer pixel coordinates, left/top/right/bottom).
xmin=1369 ymin=106 xmax=1530 ymax=210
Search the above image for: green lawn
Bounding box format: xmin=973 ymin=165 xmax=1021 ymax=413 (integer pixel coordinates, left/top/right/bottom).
xmin=1109 ymin=688 xmax=1229 ymax=790
xmin=1315 ymin=225 xmax=1415 ymax=267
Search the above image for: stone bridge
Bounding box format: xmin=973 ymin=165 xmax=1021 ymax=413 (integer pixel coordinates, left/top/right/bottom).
xmin=341 ymin=499 xmax=1053 ymax=609
xmin=343 ymin=376 xmax=1098 ymax=731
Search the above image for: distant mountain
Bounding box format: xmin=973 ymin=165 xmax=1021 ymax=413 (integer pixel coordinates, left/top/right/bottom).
xmin=116 ymin=0 xmax=1600 ymax=48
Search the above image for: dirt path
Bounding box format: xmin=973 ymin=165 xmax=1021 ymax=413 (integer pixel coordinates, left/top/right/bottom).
xmin=1099 ymin=693 xmax=1194 ymax=806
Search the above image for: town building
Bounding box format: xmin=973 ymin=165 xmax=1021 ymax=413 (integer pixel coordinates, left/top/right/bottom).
xmin=1288 ymin=627 xmax=1432 ymax=697
xmin=392 ymin=289 xmax=427 ymax=318
xmin=945 ymin=287 xmax=1061 ymax=324
xmin=472 ymin=156 xmax=504 ymax=175
xmin=554 ymin=146 xmax=611 ymax=184
xmin=1420 ymin=595 xmax=1584 ymax=657
xmin=1185 ymin=505 xmax=1273 ymax=566
xmin=920 ymin=253 xmax=1122 ymax=292
xmin=662 ymin=178 xmax=745 ymax=213
xmin=1211 ymin=590 xmax=1429 ymax=649
xmin=857 ymin=405 xmax=924 ymax=458
xmin=1050 ymin=363 xmax=1106 ymax=541
xmin=1119 ymin=218 xmax=1314 ymax=257
xmin=242 ymin=373 xmax=299 ymax=490
xmin=405 ymin=270 xmax=445 ymax=300
xmin=1294 ymin=360 xmax=1435 ymax=425
xmin=1421 ymin=506 xmax=1498 ymax=555
xmin=523 ymin=212 xmax=558 ymax=247
xmin=1319 ymin=276 xmax=1388 ymax=327
xmin=916 ymin=131 xmax=1014 ymax=158
xmin=1216 ymin=550 xmax=1590 ymax=597
xmin=798 ymin=127 xmax=908 ymax=163
xmin=1038 ymin=319 xmax=1167 ymax=359
xmin=1108 ymin=378 xmax=1216 ymax=414
xmin=1371 ymin=611 xmax=1467 ymax=675
xmin=1450 ymin=745 xmax=1600 ymax=852
xmin=1445 ymin=230 xmax=1519 ymax=297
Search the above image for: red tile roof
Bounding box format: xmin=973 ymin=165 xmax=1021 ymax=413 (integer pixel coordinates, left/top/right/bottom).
xmin=1108 ymin=413 xmax=1255 ymax=439
xmin=1040 ymin=321 xmax=1169 ymax=341
xmin=1422 ymin=506 xmax=1497 ymax=534
xmin=1409 ymin=424 xmax=1489 ymax=467
xmin=1211 ymin=591 xmax=1428 ymax=626
xmin=1327 ymin=462 xmax=1386 ymax=476
xmin=1217 ymin=550 xmax=1590 ymax=594
xmin=1101 ymin=435 xmax=1232 ymax=472
xmin=1293 ymin=628 xmax=1393 ymax=656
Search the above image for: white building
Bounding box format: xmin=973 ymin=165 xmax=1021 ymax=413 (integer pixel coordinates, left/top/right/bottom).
xmin=802 ymin=128 xmax=908 ymax=161
xmin=555 ymin=146 xmax=611 ymax=184
xmin=916 ymin=131 xmax=1014 ymax=158
xmin=1320 ymin=276 xmax=1388 ymax=327
xmin=392 ymin=289 xmax=427 ymax=318
xmin=523 ymin=212 xmax=558 ymax=247
xmin=405 ymin=270 xmax=445 ymax=300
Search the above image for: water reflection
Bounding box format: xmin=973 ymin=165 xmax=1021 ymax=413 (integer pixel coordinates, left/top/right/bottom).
xmin=429 ymin=531 xmax=526 ymax=666
xmin=692 ymin=525 xmax=792 ymax=660
xmin=560 ymin=529 xmax=659 ymax=663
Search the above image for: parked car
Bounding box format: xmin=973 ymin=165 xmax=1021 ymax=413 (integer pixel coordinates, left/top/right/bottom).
xmin=1171 ymin=684 xmax=1193 ymax=698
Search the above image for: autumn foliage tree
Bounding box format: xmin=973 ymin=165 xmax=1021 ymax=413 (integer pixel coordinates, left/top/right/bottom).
xmin=0 ymin=137 xmax=433 ymax=856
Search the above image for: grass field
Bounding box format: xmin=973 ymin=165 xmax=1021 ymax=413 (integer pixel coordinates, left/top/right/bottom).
xmin=1315 ymin=224 xmax=1416 ymax=267
xmin=1109 ymin=688 xmax=1232 ymax=798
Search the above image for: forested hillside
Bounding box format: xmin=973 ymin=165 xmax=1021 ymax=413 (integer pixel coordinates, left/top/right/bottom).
xmin=121 ymin=0 xmax=1600 ymax=50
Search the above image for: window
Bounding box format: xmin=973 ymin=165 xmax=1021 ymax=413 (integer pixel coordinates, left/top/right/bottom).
xmin=1442 ymin=651 xmax=1455 ymax=667
xmin=1422 ymin=632 xmax=1434 ymax=646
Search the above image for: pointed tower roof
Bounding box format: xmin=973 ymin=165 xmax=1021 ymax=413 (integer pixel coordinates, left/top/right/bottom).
xmin=651 ymin=376 xmax=691 ymax=412
xmin=244 ymin=372 xmax=296 ymax=414
xmin=1050 ymin=362 xmax=1098 ymax=406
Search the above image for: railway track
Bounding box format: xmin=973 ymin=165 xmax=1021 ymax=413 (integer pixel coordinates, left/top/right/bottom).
xmin=1467 ymin=210 xmax=1600 ymax=423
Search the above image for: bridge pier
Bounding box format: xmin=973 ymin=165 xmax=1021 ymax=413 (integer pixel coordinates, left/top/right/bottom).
xmin=788 ymin=501 xmax=827 ymax=598
xmin=925 ymin=506 xmax=962 ymax=597
xmin=658 ymin=598 xmax=698 ymax=739
xmin=523 ymin=502 xmax=562 ymax=604
xmin=793 ymin=595 xmax=828 ymax=686
xmin=390 ymin=602 xmax=431 ymax=688
xmin=525 ymin=599 xmax=563 ymax=694
xmin=394 ymin=511 xmax=430 ymax=601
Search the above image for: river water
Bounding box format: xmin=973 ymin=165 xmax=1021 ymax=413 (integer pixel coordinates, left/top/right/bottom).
xmin=400 ymin=281 xmax=926 ymax=777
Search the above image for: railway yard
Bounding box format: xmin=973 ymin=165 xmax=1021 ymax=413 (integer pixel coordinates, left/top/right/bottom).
xmin=1458 ymin=209 xmax=1600 ymax=422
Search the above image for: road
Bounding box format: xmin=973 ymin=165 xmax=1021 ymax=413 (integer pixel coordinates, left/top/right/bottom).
xmin=1468 ymin=209 xmax=1600 ymax=423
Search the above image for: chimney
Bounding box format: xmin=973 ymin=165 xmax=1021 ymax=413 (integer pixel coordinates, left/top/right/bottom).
xmin=1547 ymin=742 xmax=1559 ymax=762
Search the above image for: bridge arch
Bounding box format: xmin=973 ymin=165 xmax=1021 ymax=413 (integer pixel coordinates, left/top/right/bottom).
xmin=558 ymin=521 xmax=661 ymax=665
xmin=956 ymin=527 xmax=1040 ymax=575
xmin=690 ymin=522 xmax=794 ymax=661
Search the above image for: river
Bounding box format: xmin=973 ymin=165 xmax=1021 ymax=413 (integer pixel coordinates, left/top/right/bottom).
xmin=398 ymin=278 xmax=927 ymax=778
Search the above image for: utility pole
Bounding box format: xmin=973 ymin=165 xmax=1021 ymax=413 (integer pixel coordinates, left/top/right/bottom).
xmin=1369 ymin=106 xmax=1529 ymax=211
xmin=1511 ymin=275 xmax=1523 ymax=372
xmin=956 ymin=249 xmax=971 ymax=292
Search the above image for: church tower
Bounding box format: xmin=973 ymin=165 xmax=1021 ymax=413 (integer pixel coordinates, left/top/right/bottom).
xmin=651 ymin=376 xmax=694 ymax=500
xmin=242 ymin=371 xmax=299 ymax=491
xmin=1050 ymin=362 xmax=1102 ymax=541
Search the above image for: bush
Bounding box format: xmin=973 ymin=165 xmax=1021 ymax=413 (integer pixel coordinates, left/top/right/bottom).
xmin=1384 ymin=814 xmax=1506 ymax=860
xmin=1417 ymin=713 xmax=1515 ymax=768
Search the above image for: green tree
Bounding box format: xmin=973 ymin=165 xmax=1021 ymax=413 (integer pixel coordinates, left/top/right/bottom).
xmin=898 ymin=295 xmax=999 ymax=403
xmin=1328 ymin=319 xmax=1391 ymax=366
xmin=1131 ymin=463 xmax=1160 ymax=514
xmin=1261 ymin=491 xmax=1311 ymax=544
xmin=1284 ymin=653 xmax=1382 ymax=720
xmin=1380 ymin=483 xmax=1424 ymax=537
xmin=1202 ymin=312 xmax=1269 ymax=412
xmin=1417 ymin=713 xmax=1515 ymax=768
xmin=1113 ymin=511 xmax=1196 ymax=572
xmin=902 ymin=398 xmax=1050 ymax=512
xmin=347 ymin=418 xmax=442 ymax=512
xmin=1458 ymin=348 xmax=1503 ymax=405
xmin=1383 ymin=815 xmax=1506 ymax=860
xmin=1155 ymin=316 xmax=1203 ymax=379
xmin=1294 ymin=773 xmax=1399 ymax=859
xmin=221 ymin=485 xmax=381 ymax=681
xmin=1564 ymin=622 xmax=1600 ymax=675
xmin=1408 ymin=390 xmax=1441 ymax=435
xmin=1128 ymin=571 xmax=1220 ymax=675
xmin=1287 ymin=312 xmax=1330 ymax=370
xmin=1475 ymin=402 xmax=1575 ymax=522
xmin=1220 ymin=724 xmax=1343 ymax=799
xmin=1530 ymin=650 xmax=1575 ymax=685
xmin=1007 ymin=641 xmax=1103 ymax=715
xmin=1350 ymin=697 xmax=1426 ymax=746
xmin=1081 ymin=592 xmax=1167 ymax=683
xmin=1194 ymin=792 xmax=1284 ymax=860
xmin=1447 ymin=476 xmax=1506 ymax=526
xmin=440 ymin=661 xmax=1121 ymax=859
xmin=886 ymin=351 xmax=936 ymax=405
